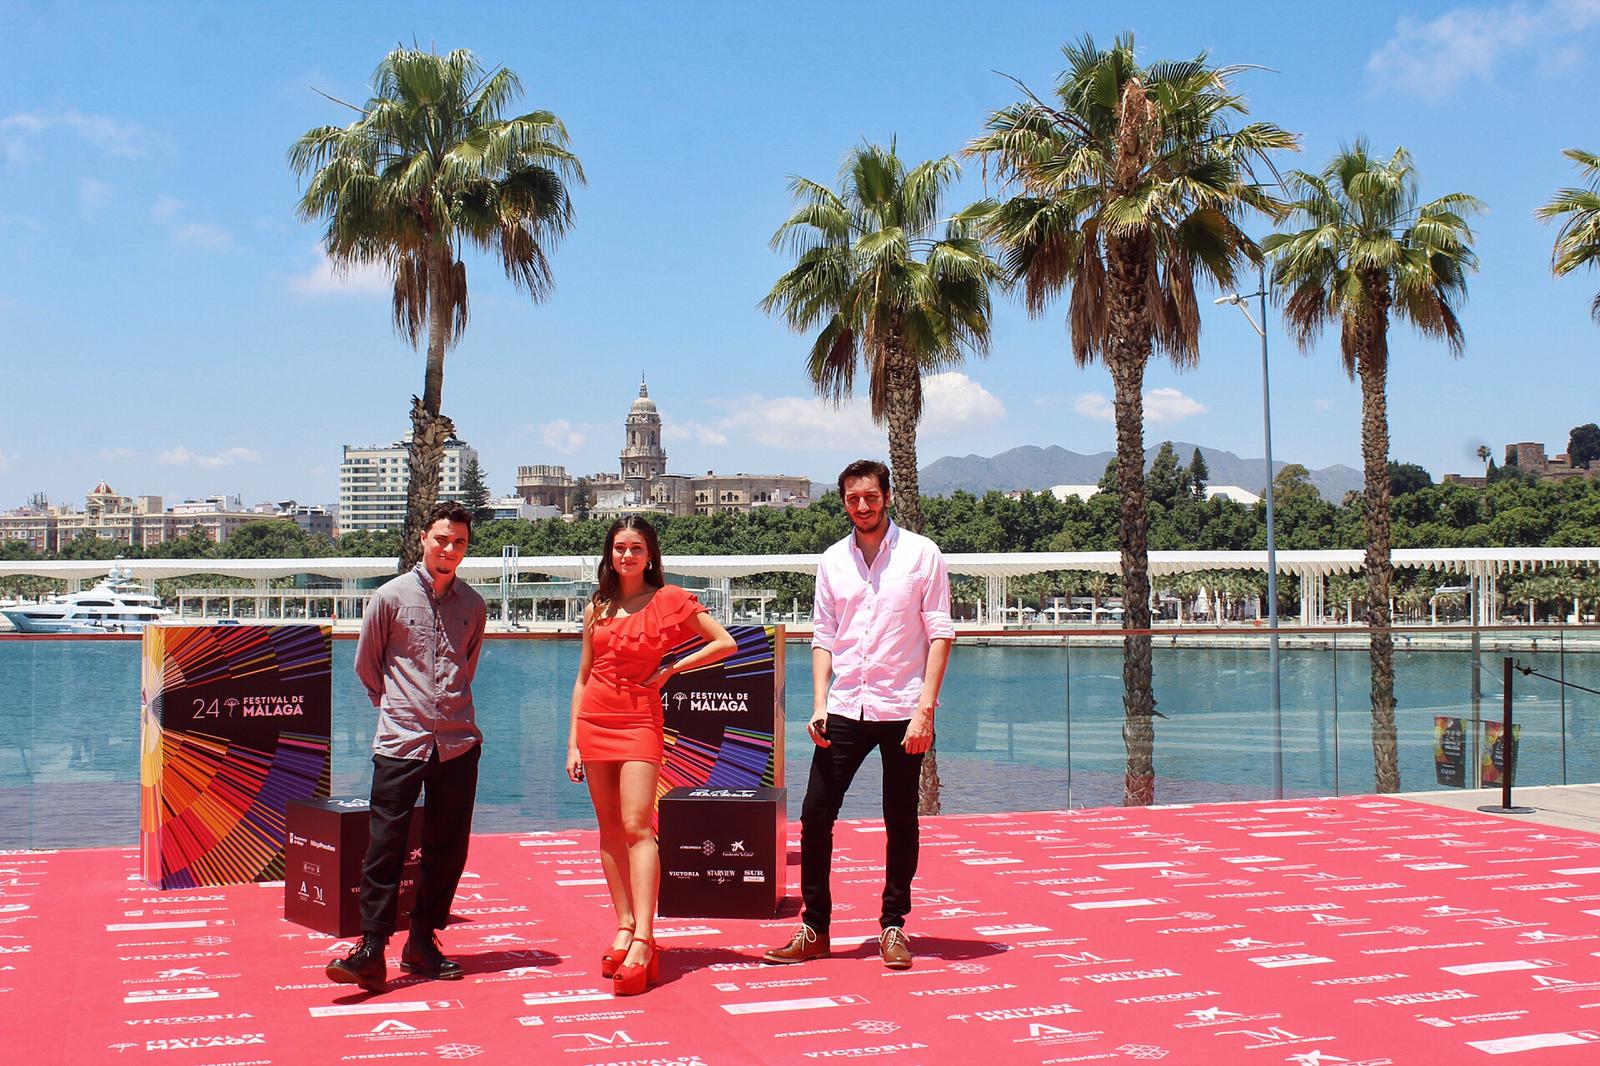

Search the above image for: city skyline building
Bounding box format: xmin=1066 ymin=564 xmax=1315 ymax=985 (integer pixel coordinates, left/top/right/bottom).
xmin=337 ymin=438 xmax=478 ymax=534
xmin=0 ymin=483 xmax=329 ymax=550
xmin=515 ymin=377 xmax=812 ymax=517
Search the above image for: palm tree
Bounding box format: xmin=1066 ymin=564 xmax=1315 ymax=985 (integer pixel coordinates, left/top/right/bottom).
xmin=762 ymin=142 xmax=999 ymax=534
xmin=1537 ymin=149 xmax=1600 ymax=323
xmin=1263 ymin=142 xmax=1481 ymax=793
xmin=967 ymin=34 xmax=1293 ymax=805
xmin=289 ymin=47 xmax=583 ymax=570
xmin=762 ymin=142 xmax=998 ymax=815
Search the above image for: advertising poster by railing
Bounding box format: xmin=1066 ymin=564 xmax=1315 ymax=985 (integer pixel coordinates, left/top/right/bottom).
xmin=1481 ymin=721 xmax=1522 ymax=787
xmin=658 ymin=624 xmax=785 ymax=796
xmin=1433 ymin=715 xmax=1467 ymax=787
xmin=140 ymin=624 xmax=332 ymax=888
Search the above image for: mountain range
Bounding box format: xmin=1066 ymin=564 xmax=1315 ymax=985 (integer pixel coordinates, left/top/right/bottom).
xmin=915 ymin=442 xmax=1364 ymax=502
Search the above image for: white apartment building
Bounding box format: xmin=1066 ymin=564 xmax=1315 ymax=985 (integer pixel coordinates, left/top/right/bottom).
xmin=338 ymin=439 xmax=479 ymax=534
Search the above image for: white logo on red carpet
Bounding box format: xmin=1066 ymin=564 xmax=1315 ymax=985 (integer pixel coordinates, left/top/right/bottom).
xmin=435 ymin=1044 xmax=484 ymax=1060
xmin=124 ymin=987 xmax=219 ymax=1004
xmin=800 ymin=1044 xmax=929 ymax=1059
xmin=1249 ymin=953 xmax=1334 ymax=969
xmin=143 ymin=1033 xmax=265 ymax=1051
xmin=1219 ymin=1026 xmax=1334 ymax=1050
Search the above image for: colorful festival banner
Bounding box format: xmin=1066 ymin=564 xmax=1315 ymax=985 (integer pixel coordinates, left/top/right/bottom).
xmin=139 ymin=624 xmax=332 ymax=888
xmin=1481 ymin=720 xmax=1522 ymax=787
xmin=658 ymin=624 xmax=785 ymax=798
xmin=1433 ymin=715 xmax=1467 ymax=787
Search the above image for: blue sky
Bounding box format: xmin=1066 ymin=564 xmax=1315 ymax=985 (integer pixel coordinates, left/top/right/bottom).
xmin=3 ymin=0 xmax=1598 ymax=509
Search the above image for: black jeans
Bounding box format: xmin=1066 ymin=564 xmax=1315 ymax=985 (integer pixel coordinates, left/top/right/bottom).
xmin=359 ymin=744 xmax=481 ymax=937
xmin=799 ymin=714 xmax=925 ymax=936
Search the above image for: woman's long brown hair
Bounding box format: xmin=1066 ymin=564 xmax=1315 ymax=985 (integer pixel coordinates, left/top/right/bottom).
xmin=590 ymin=514 xmax=665 ymax=619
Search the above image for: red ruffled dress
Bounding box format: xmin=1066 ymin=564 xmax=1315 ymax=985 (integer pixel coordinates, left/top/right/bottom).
xmin=577 ymin=584 xmax=708 ymax=763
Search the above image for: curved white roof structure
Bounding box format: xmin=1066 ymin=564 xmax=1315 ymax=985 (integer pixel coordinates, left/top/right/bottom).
xmin=3 ymin=547 xmax=1597 ymax=583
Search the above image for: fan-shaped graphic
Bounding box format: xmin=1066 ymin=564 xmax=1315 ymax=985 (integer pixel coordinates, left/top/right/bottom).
xmin=659 ymin=625 xmax=782 ymax=803
xmin=140 ymin=625 xmax=333 ymax=887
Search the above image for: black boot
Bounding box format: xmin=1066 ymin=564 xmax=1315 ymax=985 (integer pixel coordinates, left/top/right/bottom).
xmin=401 ymin=928 xmax=463 ymax=980
xmin=326 ymin=933 xmax=387 ymax=992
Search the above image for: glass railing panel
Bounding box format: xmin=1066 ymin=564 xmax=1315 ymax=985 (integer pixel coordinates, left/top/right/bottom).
xmin=1556 ymin=630 xmax=1600 ymax=786
xmin=4 ymin=625 xmax=1597 ymax=849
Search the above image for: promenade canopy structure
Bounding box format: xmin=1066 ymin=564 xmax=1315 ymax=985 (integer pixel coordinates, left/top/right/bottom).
xmin=5 ymin=547 xmax=1599 ymax=625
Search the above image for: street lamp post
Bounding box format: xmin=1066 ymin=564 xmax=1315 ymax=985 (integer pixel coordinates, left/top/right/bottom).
xmin=1216 ymin=262 xmax=1282 ymax=799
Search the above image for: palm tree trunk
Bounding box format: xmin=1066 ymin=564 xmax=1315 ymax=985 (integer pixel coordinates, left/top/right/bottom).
xmin=1353 ymin=292 xmax=1399 ymax=793
xmin=883 ymin=347 xmax=926 ymax=535
xmin=399 ymin=399 xmax=457 ymax=573
xmin=399 ymin=250 xmax=455 ymax=574
xmin=880 ymin=344 xmax=940 ymax=814
xmin=1106 ymin=240 xmax=1156 ymax=807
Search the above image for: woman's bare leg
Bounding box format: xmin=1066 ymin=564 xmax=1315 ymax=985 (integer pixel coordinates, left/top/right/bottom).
xmin=618 ymin=759 xmax=661 ymax=966
xmin=585 ymin=762 xmax=634 ymax=946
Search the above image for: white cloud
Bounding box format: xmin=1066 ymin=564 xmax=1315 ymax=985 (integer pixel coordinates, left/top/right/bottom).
xmin=1145 ymin=387 xmax=1208 ymax=424
xmin=288 ymin=246 xmax=392 ymax=296
xmin=711 ymin=372 xmax=1006 ymax=452
xmin=148 ymin=196 xmax=233 ymax=251
xmin=719 ymin=395 xmax=880 ymax=451
xmin=1074 ymin=393 xmax=1115 ymax=422
xmin=540 ymin=420 xmax=588 ymax=455
xmin=666 ymin=420 xmax=730 ymax=447
xmin=172 ymin=222 xmax=233 ymax=250
xmin=157 ymin=446 xmax=262 ymax=469
xmin=1072 ymin=387 xmax=1206 ymax=424
xmin=0 ymin=107 xmax=156 ymax=163
xmin=1368 ymin=0 xmax=1600 ymax=101
xmin=919 ymin=372 xmax=1006 ymax=436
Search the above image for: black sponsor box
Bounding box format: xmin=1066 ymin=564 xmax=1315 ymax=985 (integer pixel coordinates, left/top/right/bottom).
xmin=658 ymin=786 xmax=785 ymax=918
xmin=283 ymin=796 xmax=421 ymax=937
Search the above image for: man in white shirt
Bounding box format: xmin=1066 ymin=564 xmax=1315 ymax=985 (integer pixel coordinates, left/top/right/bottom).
xmin=763 ymin=459 xmax=954 ymax=970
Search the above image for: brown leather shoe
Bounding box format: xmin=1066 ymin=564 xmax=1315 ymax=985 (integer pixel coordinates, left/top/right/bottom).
xmin=879 ymin=926 xmax=912 ymax=969
xmin=762 ymin=924 xmax=829 ymax=964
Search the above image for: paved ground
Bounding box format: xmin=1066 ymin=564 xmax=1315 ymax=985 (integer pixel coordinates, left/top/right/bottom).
xmin=1409 ymin=782 xmax=1600 ymax=834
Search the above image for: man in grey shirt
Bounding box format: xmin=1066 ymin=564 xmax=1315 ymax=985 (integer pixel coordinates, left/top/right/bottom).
xmin=327 ymin=502 xmax=488 ymax=992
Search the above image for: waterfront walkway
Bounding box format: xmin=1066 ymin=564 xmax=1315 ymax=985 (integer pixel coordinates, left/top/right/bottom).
xmin=1411 ymin=783 xmax=1600 ymax=835
xmin=9 ymin=795 xmax=1600 ymax=1064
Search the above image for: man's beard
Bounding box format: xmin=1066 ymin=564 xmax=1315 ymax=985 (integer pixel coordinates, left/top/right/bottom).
xmin=851 ymin=511 xmax=886 ymax=534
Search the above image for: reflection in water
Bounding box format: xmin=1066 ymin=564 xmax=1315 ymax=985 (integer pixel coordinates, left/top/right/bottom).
xmin=1 ymin=635 xmax=1595 ymax=848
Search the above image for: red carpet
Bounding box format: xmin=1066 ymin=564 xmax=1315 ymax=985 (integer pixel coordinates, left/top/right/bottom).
xmin=7 ymin=797 xmax=1600 ymax=1065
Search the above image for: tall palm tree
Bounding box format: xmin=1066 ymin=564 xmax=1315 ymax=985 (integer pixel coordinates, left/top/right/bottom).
xmin=289 ymin=47 xmax=583 ymax=570
xmin=967 ymin=34 xmax=1293 ymax=805
xmin=1263 ymin=142 xmax=1481 ymax=793
xmin=1537 ymin=148 xmax=1600 ymax=324
xmin=762 ymin=142 xmax=999 ymax=815
xmin=762 ymin=142 xmax=999 ymax=534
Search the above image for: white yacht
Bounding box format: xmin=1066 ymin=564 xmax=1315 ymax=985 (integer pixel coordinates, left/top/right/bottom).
xmin=1 ymin=564 xmax=172 ymax=634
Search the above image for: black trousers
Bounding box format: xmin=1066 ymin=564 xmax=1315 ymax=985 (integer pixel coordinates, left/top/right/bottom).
xmin=358 ymin=744 xmax=481 ymax=937
xmin=799 ymin=714 xmax=925 ymax=936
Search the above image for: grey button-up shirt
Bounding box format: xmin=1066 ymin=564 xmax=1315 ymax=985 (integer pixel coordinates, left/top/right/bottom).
xmin=354 ymin=564 xmax=488 ymax=761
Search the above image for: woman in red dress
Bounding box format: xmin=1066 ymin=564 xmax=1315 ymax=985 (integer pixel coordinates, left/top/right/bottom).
xmin=566 ymin=516 xmax=736 ymax=995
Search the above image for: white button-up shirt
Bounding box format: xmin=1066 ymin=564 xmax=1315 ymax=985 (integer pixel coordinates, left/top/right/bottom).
xmin=812 ymin=521 xmax=955 ymax=720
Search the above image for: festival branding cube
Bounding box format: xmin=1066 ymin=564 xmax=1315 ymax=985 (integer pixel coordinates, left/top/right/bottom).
xmin=658 ymin=785 xmax=786 ymax=918
xmin=283 ymin=795 xmax=422 ymax=937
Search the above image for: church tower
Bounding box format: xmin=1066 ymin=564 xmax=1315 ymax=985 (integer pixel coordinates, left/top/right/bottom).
xmin=620 ymin=375 xmax=667 ymax=492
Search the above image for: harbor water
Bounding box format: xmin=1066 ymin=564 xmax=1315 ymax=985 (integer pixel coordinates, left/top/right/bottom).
xmin=2 ymin=633 xmax=1597 ymax=849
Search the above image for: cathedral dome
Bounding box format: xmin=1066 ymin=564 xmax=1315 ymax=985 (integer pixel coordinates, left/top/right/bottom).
xmin=628 ymin=378 xmax=658 ymax=419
